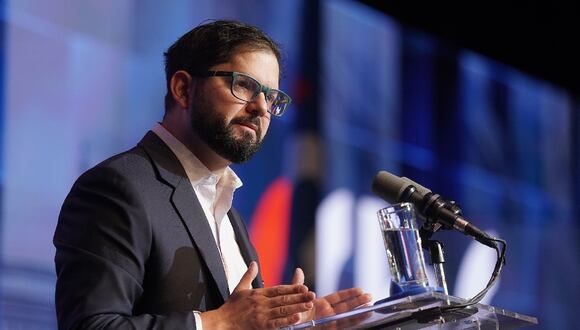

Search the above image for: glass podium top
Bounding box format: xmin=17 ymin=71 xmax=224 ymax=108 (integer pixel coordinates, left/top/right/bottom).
xmin=282 ymin=292 xmax=538 ymax=329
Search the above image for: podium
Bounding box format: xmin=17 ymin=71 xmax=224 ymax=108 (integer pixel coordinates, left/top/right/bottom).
xmin=283 ymin=292 xmax=538 ymax=329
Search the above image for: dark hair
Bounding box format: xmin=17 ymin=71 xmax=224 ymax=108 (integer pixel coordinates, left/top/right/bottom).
xmin=163 ymin=20 xmax=282 ymax=112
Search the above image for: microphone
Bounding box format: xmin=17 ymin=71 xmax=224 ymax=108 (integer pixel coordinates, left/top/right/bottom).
xmin=400 ymin=176 xmax=464 ymax=228
xmin=371 ymin=171 xmax=495 ymax=247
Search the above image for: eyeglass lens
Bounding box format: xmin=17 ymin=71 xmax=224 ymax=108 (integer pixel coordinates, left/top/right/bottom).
xmin=232 ymin=73 xmax=289 ymax=116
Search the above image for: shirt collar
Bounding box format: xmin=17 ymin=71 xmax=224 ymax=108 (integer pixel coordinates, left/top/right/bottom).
xmin=151 ymin=123 xmax=243 ymax=190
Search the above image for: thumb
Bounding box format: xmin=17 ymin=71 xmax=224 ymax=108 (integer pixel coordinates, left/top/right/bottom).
xmin=291 ymin=267 xmax=305 ymax=285
xmin=233 ymin=261 xmax=258 ymax=293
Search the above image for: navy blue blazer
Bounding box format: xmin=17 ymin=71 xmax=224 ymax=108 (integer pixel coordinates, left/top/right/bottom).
xmin=54 ymin=131 xmax=263 ymax=329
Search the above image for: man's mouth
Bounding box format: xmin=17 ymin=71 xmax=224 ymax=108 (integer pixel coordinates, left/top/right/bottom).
xmin=238 ymin=122 xmax=258 ymax=132
xmin=231 ymin=118 xmax=261 ymax=136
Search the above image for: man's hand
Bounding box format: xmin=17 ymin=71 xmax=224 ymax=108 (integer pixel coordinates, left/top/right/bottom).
xmin=200 ymin=262 xmax=315 ymax=329
xmin=291 ymin=268 xmax=372 ymax=322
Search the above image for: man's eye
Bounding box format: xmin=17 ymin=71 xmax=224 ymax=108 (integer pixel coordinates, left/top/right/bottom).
xmin=236 ymin=79 xmax=257 ymax=91
xmin=266 ymin=92 xmax=279 ymax=103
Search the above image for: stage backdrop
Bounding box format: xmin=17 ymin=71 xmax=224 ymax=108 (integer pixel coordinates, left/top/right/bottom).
xmin=315 ymin=1 xmax=579 ymax=329
xmin=0 ymin=0 xmax=305 ymax=327
xmin=0 ymin=0 xmax=578 ymax=329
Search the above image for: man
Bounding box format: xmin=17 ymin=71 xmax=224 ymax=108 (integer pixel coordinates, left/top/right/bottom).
xmin=54 ymin=20 xmax=370 ymax=329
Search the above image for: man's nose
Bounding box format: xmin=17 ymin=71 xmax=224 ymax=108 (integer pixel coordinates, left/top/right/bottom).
xmin=246 ymin=92 xmax=269 ymax=117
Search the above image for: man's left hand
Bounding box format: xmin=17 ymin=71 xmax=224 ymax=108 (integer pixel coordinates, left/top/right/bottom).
xmin=291 ymin=268 xmax=372 ymax=322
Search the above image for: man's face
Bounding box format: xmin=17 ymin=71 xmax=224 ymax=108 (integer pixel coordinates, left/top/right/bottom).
xmin=189 ymin=50 xmax=279 ymax=163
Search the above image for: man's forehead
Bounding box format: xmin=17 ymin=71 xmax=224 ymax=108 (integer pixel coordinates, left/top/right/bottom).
xmin=222 ymin=50 xmax=280 ymax=85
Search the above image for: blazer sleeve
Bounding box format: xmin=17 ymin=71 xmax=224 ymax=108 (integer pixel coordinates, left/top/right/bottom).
xmin=53 ymin=165 xmax=197 ymax=330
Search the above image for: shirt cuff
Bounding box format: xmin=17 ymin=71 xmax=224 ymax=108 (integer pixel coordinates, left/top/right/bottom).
xmin=193 ymin=311 xmax=203 ymax=330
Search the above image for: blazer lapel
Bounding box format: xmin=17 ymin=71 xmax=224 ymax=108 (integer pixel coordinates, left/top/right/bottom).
xmin=228 ymin=209 xmax=264 ymax=288
xmin=172 ymin=182 xmax=230 ymax=300
xmin=138 ymin=131 xmax=230 ymax=301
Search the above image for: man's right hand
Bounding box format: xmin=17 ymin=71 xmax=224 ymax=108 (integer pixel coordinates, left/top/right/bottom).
xmin=200 ymin=262 xmax=315 ymax=329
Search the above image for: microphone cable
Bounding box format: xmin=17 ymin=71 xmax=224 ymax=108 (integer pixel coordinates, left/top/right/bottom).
xmin=413 ymin=235 xmax=507 ymax=317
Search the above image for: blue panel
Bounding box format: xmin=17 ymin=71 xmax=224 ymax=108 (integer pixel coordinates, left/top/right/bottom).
xmin=0 ymin=0 xmax=305 ymax=327
xmin=319 ymin=1 xmax=579 ymax=328
xmin=0 ymin=0 xmax=6 ymax=324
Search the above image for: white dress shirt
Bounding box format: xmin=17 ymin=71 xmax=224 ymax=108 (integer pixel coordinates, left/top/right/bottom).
xmin=152 ymin=123 xmax=249 ymax=328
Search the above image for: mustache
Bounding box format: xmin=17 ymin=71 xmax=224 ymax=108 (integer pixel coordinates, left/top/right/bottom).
xmin=229 ymin=116 xmax=261 ymax=132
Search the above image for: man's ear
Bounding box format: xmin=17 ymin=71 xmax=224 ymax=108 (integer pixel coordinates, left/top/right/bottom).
xmin=169 ymin=70 xmax=193 ymax=109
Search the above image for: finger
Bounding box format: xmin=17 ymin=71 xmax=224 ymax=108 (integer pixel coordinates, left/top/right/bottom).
xmin=269 ymin=291 xmax=315 ymax=307
xmin=323 ymin=287 xmax=365 ymax=305
xmin=233 ymin=261 xmax=258 ymax=293
xmin=291 ymin=267 xmax=304 ymax=285
xmin=260 ymin=284 xmax=309 ymax=297
xmin=269 ymin=301 xmax=314 ymax=319
xmin=266 ymin=314 xmax=302 ymax=329
xmin=330 ymin=293 xmax=372 ymax=314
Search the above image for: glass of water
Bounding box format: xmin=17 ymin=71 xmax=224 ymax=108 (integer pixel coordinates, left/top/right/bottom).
xmin=377 ymin=202 xmax=429 ymax=292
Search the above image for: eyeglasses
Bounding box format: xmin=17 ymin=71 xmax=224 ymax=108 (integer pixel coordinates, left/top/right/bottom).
xmin=194 ymin=71 xmax=291 ymax=117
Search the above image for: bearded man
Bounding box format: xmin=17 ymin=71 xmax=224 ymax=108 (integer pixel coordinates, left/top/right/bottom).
xmin=54 ymin=20 xmax=370 ymax=329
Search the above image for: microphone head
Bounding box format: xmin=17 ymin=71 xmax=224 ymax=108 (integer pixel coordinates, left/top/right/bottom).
xmin=371 ymin=171 xmax=410 ymax=203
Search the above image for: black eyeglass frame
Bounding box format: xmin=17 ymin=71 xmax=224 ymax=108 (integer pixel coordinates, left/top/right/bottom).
xmin=193 ymin=71 xmax=291 ymax=117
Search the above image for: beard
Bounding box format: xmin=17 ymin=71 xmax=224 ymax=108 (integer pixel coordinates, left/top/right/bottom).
xmin=189 ymin=98 xmax=264 ymax=164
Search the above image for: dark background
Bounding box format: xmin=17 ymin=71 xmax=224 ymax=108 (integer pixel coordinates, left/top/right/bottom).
xmin=360 ymin=0 xmax=580 ymax=94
